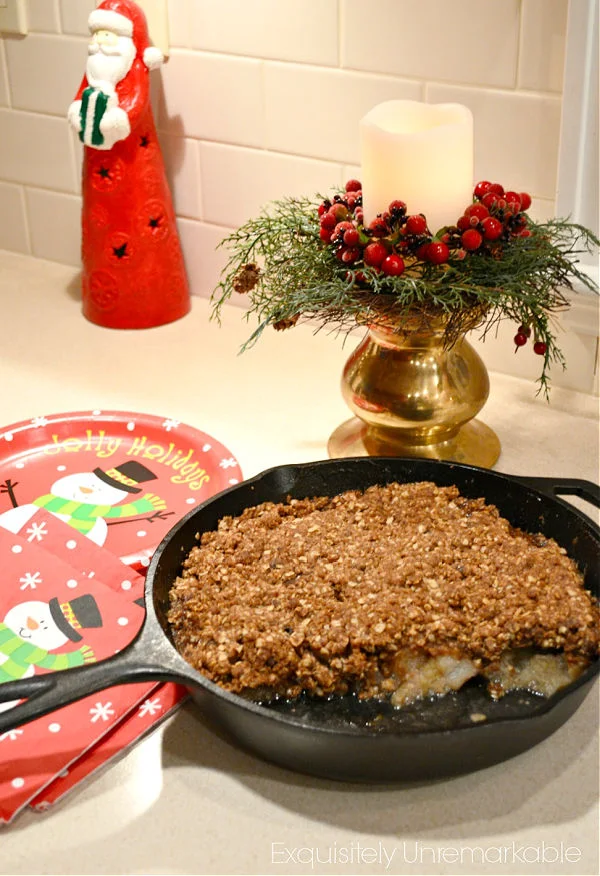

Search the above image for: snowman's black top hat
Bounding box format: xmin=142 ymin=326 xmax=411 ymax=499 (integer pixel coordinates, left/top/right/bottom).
xmin=49 ymin=594 xmax=102 ymax=643
xmin=93 ymin=461 xmax=157 ymax=494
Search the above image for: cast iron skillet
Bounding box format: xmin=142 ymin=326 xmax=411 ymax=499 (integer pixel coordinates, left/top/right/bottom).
xmin=0 ymin=458 xmax=598 ymax=783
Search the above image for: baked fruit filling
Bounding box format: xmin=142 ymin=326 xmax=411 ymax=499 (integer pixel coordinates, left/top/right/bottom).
xmin=168 ymin=482 xmax=599 ymax=705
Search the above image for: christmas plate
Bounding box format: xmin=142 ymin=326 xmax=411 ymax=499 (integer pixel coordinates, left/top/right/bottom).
xmin=0 ymin=411 xmax=242 ymax=568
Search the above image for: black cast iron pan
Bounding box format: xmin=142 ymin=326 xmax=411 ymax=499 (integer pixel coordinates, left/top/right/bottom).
xmin=0 ymin=458 xmax=598 ymax=783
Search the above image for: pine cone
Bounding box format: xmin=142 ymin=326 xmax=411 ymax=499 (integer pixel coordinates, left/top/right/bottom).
xmin=272 ymin=315 xmax=299 ymax=332
xmin=233 ymin=263 xmax=260 ymax=294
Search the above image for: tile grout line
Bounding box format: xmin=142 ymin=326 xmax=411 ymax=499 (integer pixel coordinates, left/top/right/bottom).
xmin=0 ymin=37 xmax=12 ymax=109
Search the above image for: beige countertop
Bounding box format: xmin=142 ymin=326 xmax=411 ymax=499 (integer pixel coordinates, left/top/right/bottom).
xmin=0 ymin=250 xmax=598 ymax=876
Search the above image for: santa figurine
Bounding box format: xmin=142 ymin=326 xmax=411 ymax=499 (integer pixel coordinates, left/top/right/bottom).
xmin=68 ymin=0 xmax=190 ymax=329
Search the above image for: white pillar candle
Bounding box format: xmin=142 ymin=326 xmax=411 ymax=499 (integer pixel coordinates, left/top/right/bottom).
xmin=360 ymin=100 xmax=474 ymax=233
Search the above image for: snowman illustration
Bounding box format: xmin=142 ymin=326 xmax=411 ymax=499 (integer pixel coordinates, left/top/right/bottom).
xmin=0 ymin=593 xmax=101 ymax=712
xmin=0 ymin=461 xmax=172 ymax=547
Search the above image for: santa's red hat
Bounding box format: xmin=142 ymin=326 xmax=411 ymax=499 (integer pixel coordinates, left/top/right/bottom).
xmin=88 ymin=0 xmax=163 ymax=71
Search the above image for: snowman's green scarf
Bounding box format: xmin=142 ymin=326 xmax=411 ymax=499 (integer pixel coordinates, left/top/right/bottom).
xmin=32 ymin=494 xmax=156 ymax=534
xmin=0 ymin=623 xmax=95 ymax=683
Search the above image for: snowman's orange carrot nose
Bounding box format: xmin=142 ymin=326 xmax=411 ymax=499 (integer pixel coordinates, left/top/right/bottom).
xmin=79 ymin=486 xmax=94 ymax=494
xmin=26 ymin=617 xmax=39 ymax=631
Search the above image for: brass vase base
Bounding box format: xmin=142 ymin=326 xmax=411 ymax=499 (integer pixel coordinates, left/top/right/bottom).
xmin=328 ymin=417 xmax=501 ymax=468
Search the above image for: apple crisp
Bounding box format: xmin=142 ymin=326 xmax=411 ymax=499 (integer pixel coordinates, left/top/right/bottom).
xmin=167 ymin=482 xmax=599 ymax=705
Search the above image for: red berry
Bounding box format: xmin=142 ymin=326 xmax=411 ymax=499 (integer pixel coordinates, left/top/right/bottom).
xmin=332 ymin=220 xmax=354 ymax=239
xmin=342 ymin=247 xmax=361 ymax=263
xmin=320 ymin=211 xmax=337 ymax=230
xmin=427 ymin=241 xmax=450 ymax=264
xmin=405 ymin=214 xmax=428 ymax=235
xmin=488 ymin=183 xmax=505 ymax=196
xmin=343 ymin=227 xmax=359 ymax=246
xmin=457 ymin=215 xmax=471 ymax=232
xmin=504 ymin=191 xmax=522 ymax=211
xmin=354 ymin=208 xmax=364 ymax=224
xmin=465 ymin=203 xmax=489 ymax=222
xmin=345 ymin=179 xmax=362 ymax=193
xmin=518 ymin=324 xmax=532 ymax=338
xmin=329 ymin=203 xmax=349 ymax=221
xmin=368 ymin=217 xmax=389 ymax=237
xmin=318 ymin=202 xmax=329 ymax=217
xmin=461 ymin=229 xmax=483 ymax=251
xmin=416 ymin=242 xmax=431 ymax=261
xmin=481 ymin=192 xmax=498 ymax=210
xmin=481 ymin=216 xmax=503 ymax=240
xmin=319 ymin=227 xmax=332 ymax=243
xmin=519 ymin=192 xmax=532 ymax=211
xmin=381 ymin=254 xmax=405 ymax=276
xmin=514 ymin=332 xmax=528 ymax=347
xmin=389 ymin=199 xmax=407 ymax=215
xmin=518 ymin=229 xmax=532 ymax=238
xmin=533 ymin=341 xmax=547 ymax=356
xmin=363 ymin=241 xmax=388 ymax=267
xmin=474 ymin=180 xmax=492 ymax=199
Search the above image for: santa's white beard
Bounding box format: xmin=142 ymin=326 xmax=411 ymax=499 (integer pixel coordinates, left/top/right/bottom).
xmin=86 ymin=36 xmax=136 ymax=92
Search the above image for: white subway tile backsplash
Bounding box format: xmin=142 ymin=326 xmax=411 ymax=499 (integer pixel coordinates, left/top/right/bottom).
xmin=159 ymin=133 xmax=202 ymax=220
xmin=265 ymin=64 xmax=422 ymax=164
xmin=0 ymin=182 xmax=29 ymax=254
xmin=0 ymin=109 xmax=77 ymax=192
xmin=27 ymin=0 xmax=60 ymax=34
xmin=426 ymin=84 xmax=561 ymax=200
xmin=177 ymin=218 xmax=236 ymax=299
xmin=167 ymin=0 xmax=191 ymax=49
xmin=0 ymin=0 xmax=594 ymax=392
xmin=519 ymin=0 xmax=567 ymax=93
xmin=158 ymin=50 xmax=264 ymax=147
xmin=5 ymin=34 xmax=86 ymax=116
xmin=25 ymin=187 xmax=81 ymax=265
xmin=342 ymin=0 xmax=520 ymax=89
xmin=58 ymin=0 xmax=95 ymax=36
xmin=528 ymin=198 xmax=559 ymax=223
xmin=470 ymin=307 xmax=599 ymax=396
xmin=200 ymin=143 xmax=343 ymax=227
xmin=190 ymin=0 xmax=338 ymax=67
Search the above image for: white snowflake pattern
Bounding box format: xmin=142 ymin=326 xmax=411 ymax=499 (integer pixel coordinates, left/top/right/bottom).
xmin=89 ymin=701 xmax=115 ymax=723
xmin=219 ymin=457 xmax=238 ymax=470
xmin=0 ymin=729 xmax=24 ymax=742
xmin=138 ymin=697 xmax=163 ymax=717
xmin=31 ymin=416 xmax=49 ymax=428
xmin=33 ymin=801 xmax=51 ymax=812
xmin=25 ymin=521 xmax=48 ymax=543
xmin=162 ymin=418 xmax=180 ymax=432
xmin=19 ymin=571 xmax=42 ymax=591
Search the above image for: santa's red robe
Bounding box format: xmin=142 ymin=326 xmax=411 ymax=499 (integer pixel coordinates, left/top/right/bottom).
xmin=75 ymin=58 xmax=190 ymax=329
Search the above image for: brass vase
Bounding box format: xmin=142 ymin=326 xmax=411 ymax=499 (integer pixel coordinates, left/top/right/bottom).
xmin=328 ymin=317 xmax=501 ymax=467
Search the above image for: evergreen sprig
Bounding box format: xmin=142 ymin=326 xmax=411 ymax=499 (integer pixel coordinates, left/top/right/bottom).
xmin=212 ymin=189 xmax=598 ymax=397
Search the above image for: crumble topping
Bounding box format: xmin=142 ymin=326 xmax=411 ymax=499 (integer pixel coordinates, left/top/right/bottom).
xmin=168 ymin=482 xmax=599 ymax=700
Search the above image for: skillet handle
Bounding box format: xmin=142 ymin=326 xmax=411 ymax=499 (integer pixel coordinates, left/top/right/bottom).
xmin=514 ymin=476 xmax=600 ymax=510
xmin=0 ymin=624 xmax=188 ymax=734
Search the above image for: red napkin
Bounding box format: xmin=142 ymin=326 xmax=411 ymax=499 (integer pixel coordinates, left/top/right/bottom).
xmin=29 ymin=682 xmax=187 ymax=812
xmin=0 ymin=515 xmax=189 ymax=824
